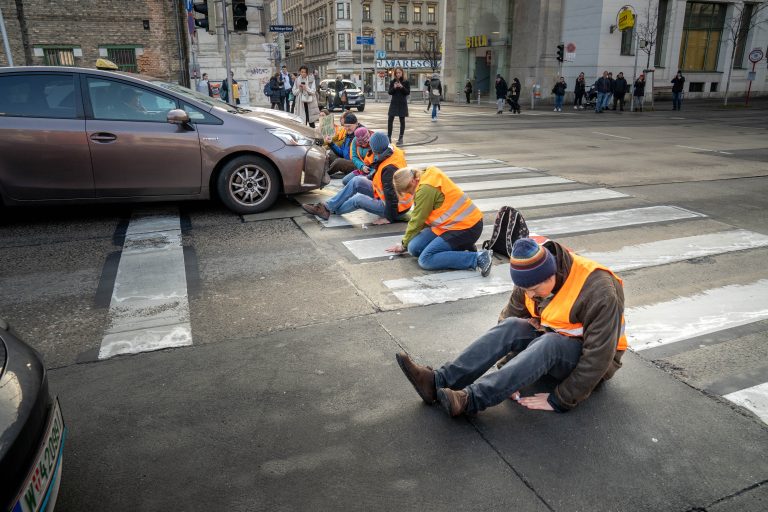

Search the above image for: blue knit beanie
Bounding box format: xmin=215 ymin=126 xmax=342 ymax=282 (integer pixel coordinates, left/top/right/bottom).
xmin=369 ymin=132 xmax=390 ymax=154
xmin=509 ymin=238 xmax=556 ymax=288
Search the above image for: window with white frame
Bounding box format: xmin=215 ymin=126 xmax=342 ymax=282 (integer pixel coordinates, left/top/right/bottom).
xmin=385 ymin=33 xmax=393 ymax=50
xmin=399 ymin=33 xmax=407 ymax=50
xmin=414 ymin=33 xmax=421 ymax=50
xmin=384 ymin=4 xmax=393 ymax=21
xmin=427 ymin=5 xmax=436 ymax=23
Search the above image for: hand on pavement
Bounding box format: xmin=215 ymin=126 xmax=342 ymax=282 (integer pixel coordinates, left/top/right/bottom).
xmin=372 ymin=218 xmax=391 ymax=225
xmin=385 ymin=243 xmax=406 ymax=254
xmin=518 ymin=393 xmax=554 ymax=411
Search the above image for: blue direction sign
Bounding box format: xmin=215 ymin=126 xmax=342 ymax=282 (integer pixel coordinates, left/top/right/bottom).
xmin=356 ymin=36 xmax=375 ymax=45
xmin=269 ymin=24 xmax=294 ymax=33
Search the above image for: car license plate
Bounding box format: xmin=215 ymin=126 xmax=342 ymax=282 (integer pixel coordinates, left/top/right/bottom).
xmin=13 ymin=398 xmax=65 ymax=512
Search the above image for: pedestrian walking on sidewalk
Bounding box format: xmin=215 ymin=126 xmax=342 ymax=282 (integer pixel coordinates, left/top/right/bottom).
xmin=386 ymin=166 xmax=491 ymax=275
xmin=507 ymin=78 xmax=521 ymax=113
xmin=495 ymin=74 xmax=508 ymax=114
xmin=429 ymin=74 xmax=442 ymax=121
xmin=552 ymin=77 xmax=567 ymax=112
xmin=633 ymin=74 xmax=646 ymax=111
xmin=396 ymin=237 xmax=627 ymax=417
xmin=464 ymin=80 xmax=473 ymax=104
xmin=574 ymin=72 xmax=586 ymax=109
xmin=387 ymin=67 xmax=410 ymax=146
xmin=671 ymin=71 xmax=685 ymax=111
xmin=423 ymin=78 xmax=432 ymax=113
xmin=594 ymin=71 xmax=610 ymax=113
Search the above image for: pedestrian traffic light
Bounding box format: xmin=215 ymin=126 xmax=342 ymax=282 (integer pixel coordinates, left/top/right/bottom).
xmin=193 ymin=2 xmax=210 ymax=31
xmin=232 ymin=0 xmax=248 ymax=32
xmin=556 ymin=44 xmax=564 ymax=62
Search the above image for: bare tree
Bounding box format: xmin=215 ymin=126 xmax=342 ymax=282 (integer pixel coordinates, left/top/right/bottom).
xmin=722 ymin=2 xmax=768 ymax=105
xmin=421 ymin=35 xmax=442 ymax=73
xmin=635 ymin=0 xmax=659 ymax=109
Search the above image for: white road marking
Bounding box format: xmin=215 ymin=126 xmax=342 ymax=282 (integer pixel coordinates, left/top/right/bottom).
xmin=459 ymin=176 xmax=572 ymax=192
xmin=414 ymin=158 xmax=504 ymax=168
xmin=675 ymin=145 xmax=733 ymax=155
xmin=343 ymin=205 xmax=703 ymax=260
xmin=723 ymin=383 xmax=768 ymax=424
xmin=407 ymin=152 xmax=475 ymax=162
xmin=403 ymin=147 xmax=455 ymax=155
xmin=626 ymin=279 xmax=768 ymax=352
xmin=473 ymin=188 xmax=628 ymax=212
xmin=443 ymin=167 xmax=532 ymax=178
xmin=99 ymin=209 xmax=192 ymax=359
xmin=592 ymin=131 xmax=632 ymax=140
xmin=580 ymin=230 xmax=768 ymax=272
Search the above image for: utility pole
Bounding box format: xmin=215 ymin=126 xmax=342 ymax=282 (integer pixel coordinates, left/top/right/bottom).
xmin=630 ymin=27 xmax=640 ymax=112
xmin=0 ymin=4 xmax=13 ymax=66
xmin=360 ymin=0 xmax=364 ymax=89
xmin=276 ymin=0 xmax=285 ymax=68
xmin=220 ymin=0 xmax=234 ymax=104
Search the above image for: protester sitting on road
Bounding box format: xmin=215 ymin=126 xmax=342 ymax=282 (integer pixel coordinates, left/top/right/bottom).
xmin=301 ymin=132 xmax=412 ymax=224
xmin=396 ymin=236 xmax=627 ymax=417
xmin=342 ymin=126 xmax=374 ymax=185
xmin=327 ymin=111 xmax=360 ymax=178
xmin=386 ymin=166 xmax=492 ymax=275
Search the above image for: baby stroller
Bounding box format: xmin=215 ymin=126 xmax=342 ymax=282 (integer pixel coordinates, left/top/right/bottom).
xmin=506 ymin=91 xmax=521 ymax=113
xmin=583 ymin=85 xmax=598 ymax=109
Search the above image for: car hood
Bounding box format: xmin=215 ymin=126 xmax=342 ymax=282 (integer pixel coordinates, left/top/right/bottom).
xmin=234 ymin=109 xmax=319 ymax=138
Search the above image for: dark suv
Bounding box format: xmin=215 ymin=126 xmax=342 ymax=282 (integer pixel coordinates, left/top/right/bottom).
xmin=0 ymin=67 xmax=329 ymax=214
xmin=318 ymin=79 xmax=366 ymax=112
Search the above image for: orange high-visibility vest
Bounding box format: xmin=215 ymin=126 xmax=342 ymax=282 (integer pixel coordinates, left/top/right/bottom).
xmin=419 ymin=167 xmax=483 ymax=235
xmin=372 ymin=147 xmax=412 ymax=212
xmin=524 ymin=253 xmax=627 ymax=351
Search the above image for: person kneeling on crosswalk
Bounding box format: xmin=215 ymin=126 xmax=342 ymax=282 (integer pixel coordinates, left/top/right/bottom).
xmin=395 ymin=237 xmax=627 ymax=417
xmin=385 ymin=166 xmax=492 ymax=275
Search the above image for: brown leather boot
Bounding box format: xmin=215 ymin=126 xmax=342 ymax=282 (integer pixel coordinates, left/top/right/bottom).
xmin=437 ymin=388 xmax=469 ymax=417
xmin=395 ymin=352 xmax=436 ymax=404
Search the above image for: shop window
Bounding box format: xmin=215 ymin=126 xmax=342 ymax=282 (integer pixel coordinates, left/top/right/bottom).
xmin=678 ymin=2 xmax=726 ymax=72
xmin=689 ymin=82 xmax=704 ymax=93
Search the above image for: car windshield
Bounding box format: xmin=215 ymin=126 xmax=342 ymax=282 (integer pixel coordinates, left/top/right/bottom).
xmin=151 ymin=80 xmax=247 ymax=113
xmin=341 ymin=82 xmax=358 ymax=90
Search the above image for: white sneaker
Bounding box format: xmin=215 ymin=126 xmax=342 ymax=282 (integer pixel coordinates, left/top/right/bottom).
xmin=553 ymin=108 xmax=557 ymax=111
xmin=573 ymin=105 xmax=578 ymax=109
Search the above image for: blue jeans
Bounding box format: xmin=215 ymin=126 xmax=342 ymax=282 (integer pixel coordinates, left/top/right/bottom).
xmin=434 ymin=318 xmax=582 ymax=414
xmin=672 ymin=92 xmax=683 ymax=110
xmin=554 ymin=94 xmax=564 ymax=109
xmin=407 ymin=229 xmax=480 ymax=270
xmin=432 ymin=103 xmax=438 ymax=119
xmin=325 ymin=175 xmax=385 ymax=217
xmin=595 ymin=92 xmax=606 ymax=112
xmin=602 ymin=93 xmax=613 ymax=110
xmin=341 ymin=171 xmax=360 ymax=185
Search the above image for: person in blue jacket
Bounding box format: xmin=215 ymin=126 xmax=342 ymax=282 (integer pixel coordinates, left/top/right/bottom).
xmin=342 ymin=127 xmax=373 ymax=185
xmin=327 ymin=111 xmax=360 ymax=178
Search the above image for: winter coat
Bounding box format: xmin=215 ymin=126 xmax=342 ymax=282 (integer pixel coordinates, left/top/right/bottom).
xmin=574 ymin=78 xmax=586 ymax=95
xmin=429 ymin=78 xmax=442 ymax=106
xmin=268 ymin=77 xmax=283 ymax=103
xmin=671 ymin=76 xmax=685 ymax=93
xmin=292 ymin=74 xmax=320 ymax=124
xmin=552 ymin=81 xmax=567 ymax=96
xmin=495 ymin=78 xmax=508 ymax=99
xmin=464 ymin=81 xmax=472 ymax=94
xmin=633 ymin=79 xmax=646 ymax=97
xmin=498 ymin=240 xmax=625 ymax=411
xmin=388 ymin=78 xmax=410 ymax=117
xmin=508 ymin=80 xmax=521 ymax=100
xmin=220 ymin=78 xmax=238 ymax=103
xmin=614 ymin=77 xmax=628 ymax=96
xmin=595 ymin=76 xmax=611 ymax=94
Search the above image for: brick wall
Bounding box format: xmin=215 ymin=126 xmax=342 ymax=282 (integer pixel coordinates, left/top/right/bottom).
xmin=0 ymin=0 xmax=188 ymax=84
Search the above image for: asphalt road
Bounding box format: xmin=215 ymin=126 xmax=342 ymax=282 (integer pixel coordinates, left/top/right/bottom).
xmin=2 ymin=97 xmax=767 ymax=511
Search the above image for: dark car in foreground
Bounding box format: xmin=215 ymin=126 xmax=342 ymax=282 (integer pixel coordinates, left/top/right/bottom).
xmin=317 ymin=79 xmax=366 ymax=112
xmin=1 ymin=318 xmax=66 ymax=512
xmin=0 ymin=67 xmax=328 ymax=215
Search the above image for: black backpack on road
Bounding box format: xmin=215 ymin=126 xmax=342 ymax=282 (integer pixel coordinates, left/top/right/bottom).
xmin=482 ymin=206 xmax=530 ymax=257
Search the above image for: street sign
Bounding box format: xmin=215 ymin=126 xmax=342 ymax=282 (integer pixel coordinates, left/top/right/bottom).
xmin=376 ymin=50 xmax=387 ymax=60
xmin=356 ymin=36 xmax=375 ymax=45
xmin=748 ymin=48 xmax=764 ymax=63
xmin=269 ymin=24 xmax=294 ymax=33
xmin=747 ymin=71 xmax=757 ymax=81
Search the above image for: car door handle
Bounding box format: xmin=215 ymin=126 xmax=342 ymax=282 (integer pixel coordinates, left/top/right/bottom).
xmin=90 ymin=132 xmax=117 ymax=143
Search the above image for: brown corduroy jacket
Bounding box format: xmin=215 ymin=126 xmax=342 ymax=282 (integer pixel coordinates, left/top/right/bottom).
xmin=498 ymin=240 xmax=625 ymax=411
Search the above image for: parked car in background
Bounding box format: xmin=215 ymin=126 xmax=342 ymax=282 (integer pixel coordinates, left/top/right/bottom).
xmin=0 ymin=67 xmax=329 ymax=215
xmin=1 ymin=318 xmax=66 ymax=512
xmin=317 ymin=79 xmax=366 ymax=112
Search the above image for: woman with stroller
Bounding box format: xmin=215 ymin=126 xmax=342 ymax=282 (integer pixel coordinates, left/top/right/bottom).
xmin=507 ymin=78 xmax=521 ymax=114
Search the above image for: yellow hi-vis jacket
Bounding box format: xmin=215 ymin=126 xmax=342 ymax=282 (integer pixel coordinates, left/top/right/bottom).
xmin=419 ymin=167 xmax=483 ymax=235
xmin=371 ymin=147 xmax=412 ymax=213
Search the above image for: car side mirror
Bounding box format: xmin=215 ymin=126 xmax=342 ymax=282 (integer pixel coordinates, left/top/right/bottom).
xmin=167 ymin=109 xmax=190 ymax=125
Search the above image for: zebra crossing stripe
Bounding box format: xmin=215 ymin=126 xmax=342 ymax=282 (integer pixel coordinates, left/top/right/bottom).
xmin=404 ymin=147 xmax=456 ymax=155
xmin=723 ymin=383 xmax=768 ymax=424
xmin=417 ymin=158 xmax=504 ymax=168
xmin=343 ymin=206 xmax=703 ymax=260
xmin=580 ymin=230 xmax=768 ymax=272
xmin=473 ymin=188 xmax=628 ymax=212
xmin=407 ymin=152 xmax=475 ymax=162
xmin=444 ymin=167 xmax=532 ymax=178
xmin=459 ymin=177 xmax=572 ymax=192
xmin=626 ymin=279 xmax=768 ymax=352
xmin=99 ymin=209 xmax=192 ymax=360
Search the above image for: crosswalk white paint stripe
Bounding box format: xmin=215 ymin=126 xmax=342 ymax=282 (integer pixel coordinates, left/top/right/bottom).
xmin=459 ymin=177 xmax=573 ymax=192
xmin=343 ymin=205 xmax=702 ymax=260
xmin=723 ymin=383 xmax=768 ymax=424
xmin=625 ymin=279 xmax=768 ymax=352
xmin=419 ymin=158 xmax=504 ymax=168
xmin=403 ymin=147 xmax=456 ymax=155
xmin=407 ymin=153 xmax=475 ymax=162
xmin=473 ymin=188 xmax=628 ymax=212
xmin=580 ymin=230 xmax=768 ymax=272
xmin=99 ymin=209 xmax=192 ymax=360
xmin=443 ymin=167 xmax=533 ymax=178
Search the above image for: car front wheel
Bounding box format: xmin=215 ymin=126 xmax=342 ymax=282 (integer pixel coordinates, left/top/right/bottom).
xmin=217 ymin=156 xmax=280 ymax=214
xmin=357 ymin=105 xmax=365 ymax=112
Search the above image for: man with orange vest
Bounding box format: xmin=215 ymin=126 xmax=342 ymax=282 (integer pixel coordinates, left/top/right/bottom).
xmin=396 ymin=237 xmax=626 ymax=417
xmin=301 ymin=132 xmax=412 ymax=223
xmin=385 ymin=166 xmax=492 ymax=275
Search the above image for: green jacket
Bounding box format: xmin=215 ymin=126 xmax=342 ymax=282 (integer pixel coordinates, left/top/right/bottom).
xmin=401 ymin=184 xmax=443 ymax=248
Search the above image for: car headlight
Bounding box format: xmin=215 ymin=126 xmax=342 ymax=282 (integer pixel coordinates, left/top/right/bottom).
xmin=267 ymin=128 xmax=313 ymax=146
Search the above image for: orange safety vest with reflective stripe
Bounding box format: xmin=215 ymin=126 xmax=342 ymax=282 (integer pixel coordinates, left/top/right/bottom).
xmin=372 ymin=147 xmax=413 ymax=212
xmin=419 ymin=167 xmax=483 ymax=236
xmin=524 ymin=253 xmax=627 ymax=351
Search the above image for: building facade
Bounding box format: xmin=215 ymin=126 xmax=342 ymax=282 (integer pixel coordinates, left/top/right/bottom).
xmin=444 ymin=0 xmax=768 ymax=105
xmin=0 ymin=0 xmax=189 ymax=84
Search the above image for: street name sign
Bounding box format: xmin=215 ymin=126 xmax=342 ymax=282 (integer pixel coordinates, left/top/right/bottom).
xmin=356 ymin=36 xmax=375 ymax=45
xmin=269 ymin=25 xmax=294 ymax=33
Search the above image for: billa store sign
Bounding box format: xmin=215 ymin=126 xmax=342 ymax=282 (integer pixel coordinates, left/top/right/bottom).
xmin=618 ymin=7 xmax=635 ymax=31
xmin=465 ymin=35 xmax=488 ymax=48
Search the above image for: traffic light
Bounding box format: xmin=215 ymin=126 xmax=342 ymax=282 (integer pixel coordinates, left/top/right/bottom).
xmin=193 ymin=2 xmax=210 ymax=31
xmin=232 ymin=0 xmax=248 ymax=32
xmin=556 ymin=44 xmax=564 ymax=62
